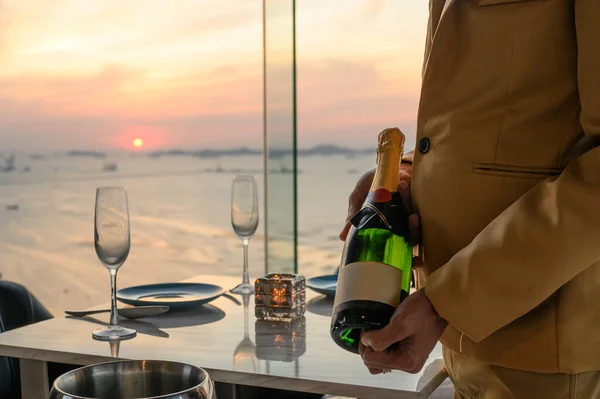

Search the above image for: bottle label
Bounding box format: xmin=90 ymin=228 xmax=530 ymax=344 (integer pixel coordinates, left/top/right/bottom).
xmin=333 ymin=261 xmax=404 ymax=313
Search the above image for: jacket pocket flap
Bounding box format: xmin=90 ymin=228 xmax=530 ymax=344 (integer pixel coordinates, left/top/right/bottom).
xmin=473 ymin=163 xmax=563 ymax=179
xmin=478 ymin=0 xmax=538 ymax=5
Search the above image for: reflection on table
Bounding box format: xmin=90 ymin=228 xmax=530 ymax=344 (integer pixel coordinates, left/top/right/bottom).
xmin=233 ymin=294 xmax=258 ymax=372
xmin=306 ymin=296 xmax=334 ymax=318
xmin=255 ymin=316 xmax=306 ymax=363
xmin=0 ymin=275 xmax=448 ymax=399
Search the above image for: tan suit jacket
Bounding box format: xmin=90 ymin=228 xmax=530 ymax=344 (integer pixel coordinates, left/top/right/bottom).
xmin=410 ymin=0 xmax=600 ymax=374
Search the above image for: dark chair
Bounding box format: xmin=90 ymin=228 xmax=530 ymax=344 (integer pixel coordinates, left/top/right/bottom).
xmin=0 ymin=281 xmax=54 ymax=399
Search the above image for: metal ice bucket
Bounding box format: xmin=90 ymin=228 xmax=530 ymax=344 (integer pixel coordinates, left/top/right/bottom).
xmin=48 ymin=360 xmax=215 ymax=399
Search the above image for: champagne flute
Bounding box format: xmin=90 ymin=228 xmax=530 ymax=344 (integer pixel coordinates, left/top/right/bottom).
xmin=92 ymin=187 xmax=136 ymax=341
xmin=230 ymin=175 xmax=259 ymax=294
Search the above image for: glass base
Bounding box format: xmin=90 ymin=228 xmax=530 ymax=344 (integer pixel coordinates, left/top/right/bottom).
xmin=92 ymin=325 xmax=137 ymax=341
xmin=231 ymin=283 xmax=255 ymax=295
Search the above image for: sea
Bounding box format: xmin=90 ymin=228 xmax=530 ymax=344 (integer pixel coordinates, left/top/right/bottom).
xmin=0 ymin=150 xmax=377 ymax=314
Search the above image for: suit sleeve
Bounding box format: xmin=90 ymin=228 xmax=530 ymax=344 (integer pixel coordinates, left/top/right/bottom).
xmin=424 ymin=0 xmax=600 ymax=343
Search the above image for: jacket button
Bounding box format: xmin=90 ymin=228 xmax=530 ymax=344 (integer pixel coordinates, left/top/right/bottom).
xmin=418 ymin=138 xmax=431 ymax=154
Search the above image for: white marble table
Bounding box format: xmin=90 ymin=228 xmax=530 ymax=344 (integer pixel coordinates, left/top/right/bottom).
xmin=0 ymin=275 xmax=448 ymax=399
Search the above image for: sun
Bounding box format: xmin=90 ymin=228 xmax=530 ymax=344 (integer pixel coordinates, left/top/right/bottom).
xmin=132 ymin=138 xmax=144 ymax=148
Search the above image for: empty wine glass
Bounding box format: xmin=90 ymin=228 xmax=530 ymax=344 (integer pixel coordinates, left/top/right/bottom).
xmin=230 ymin=175 xmax=259 ymax=294
xmin=92 ymin=187 xmax=136 ymax=341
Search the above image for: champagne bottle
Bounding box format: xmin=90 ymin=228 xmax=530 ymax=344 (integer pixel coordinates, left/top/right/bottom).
xmin=330 ymin=127 xmax=412 ymax=354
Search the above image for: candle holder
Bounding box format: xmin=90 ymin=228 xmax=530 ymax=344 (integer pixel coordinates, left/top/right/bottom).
xmin=255 ymin=273 xmax=306 ymax=322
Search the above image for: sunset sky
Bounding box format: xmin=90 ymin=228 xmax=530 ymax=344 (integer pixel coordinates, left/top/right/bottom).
xmin=0 ymin=0 xmax=428 ymax=151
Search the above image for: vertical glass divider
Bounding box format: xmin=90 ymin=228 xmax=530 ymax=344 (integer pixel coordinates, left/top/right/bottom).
xmin=291 ymin=0 xmax=298 ymax=273
xmin=262 ymin=0 xmax=269 ymax=275
xmin=262 ymin=0 xmax=298 ymax=274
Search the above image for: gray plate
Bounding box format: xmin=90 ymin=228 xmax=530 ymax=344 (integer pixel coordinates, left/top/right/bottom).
xmin=305 ymin=275 xmax=337 ymax=298
xmin=117 ymin=283 xmax=225 ymax=310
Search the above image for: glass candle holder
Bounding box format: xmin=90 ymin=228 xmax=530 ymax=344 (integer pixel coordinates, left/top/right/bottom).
xmin=255 ymin=273 xmax=306 ymax=322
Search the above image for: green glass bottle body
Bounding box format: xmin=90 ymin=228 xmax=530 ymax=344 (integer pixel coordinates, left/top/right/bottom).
xmin=330 ymin=128 xmax=412 ymax=354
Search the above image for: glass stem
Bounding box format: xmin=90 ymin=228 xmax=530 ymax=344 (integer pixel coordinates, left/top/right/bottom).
xmin=243 ymin=294 xmax=250 ymax=339
xmin=109 ymin=269 xmax=119 ymax=327
xmin=242 ymin=238 xmax=250 ymax=286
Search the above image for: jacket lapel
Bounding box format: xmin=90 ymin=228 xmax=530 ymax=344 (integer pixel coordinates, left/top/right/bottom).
xmin=440 ymin=0 xmax=457 ymax=25
xmin=422 ymin=0 xmax=456 ymax=79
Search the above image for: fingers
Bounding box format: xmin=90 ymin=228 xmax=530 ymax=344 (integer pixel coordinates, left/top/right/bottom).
xmin=339 ymin=204 xmax=363 ymax=240
xmin=359 ymin=340 xmax=366 ymax=356
xmin=399 ymin=180 xmax=412 ymax=212
xmin=361 ymin=342 xmax=418 ymax=373
xmin=362 ymin=346 xmax=397 ymax=370
xmin=339 ymin=221 xmax=352 ymax=241
xmin=364 ymin=363 xmax=384 ymax=375
xmin=399 ymin=163 xmax=413 ymax=184
xmin=399 ymin=169 xmax=412 ymax=185
xmin=398 ymin=180 xmax=421 ymax=246
xmin=340 ymin=170 xmax=375 ymax=241
xmin=362 ymin=342 xmax=425 ymax=374
xmin=339 ymin=201 xmax=358 ymax=240
xmin=342 ymin=168 xmax=419 ymax=243
xmin=361 ymin=317 xmax=409 ymax=352
xmin=359 ymin=342 xmax=384 ymax=374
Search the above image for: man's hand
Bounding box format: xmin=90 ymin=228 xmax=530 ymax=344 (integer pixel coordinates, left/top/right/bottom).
xmin=358 ymin=288 xmax=448 ymax=375
xmin=339 ymin=163 xmax=418 ymax=242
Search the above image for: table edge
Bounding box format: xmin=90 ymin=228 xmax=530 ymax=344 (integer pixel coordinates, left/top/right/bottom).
xmin=0 ymin=343 xmax=445 ymax=398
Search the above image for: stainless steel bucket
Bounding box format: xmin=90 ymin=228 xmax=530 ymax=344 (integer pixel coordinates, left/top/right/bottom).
xmin=48 ymin=360 xmax=215 ymax=399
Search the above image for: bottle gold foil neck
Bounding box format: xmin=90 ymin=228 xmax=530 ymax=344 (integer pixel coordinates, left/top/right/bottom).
xmin=377 ymin=128 xmax=405 ymax=154
xmin=370 ymin=127 xmax=406 ymax=193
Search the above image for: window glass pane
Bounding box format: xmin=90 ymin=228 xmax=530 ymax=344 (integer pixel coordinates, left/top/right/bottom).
xmin=296 ymin=1 xmax=429 ymax=276
xmin=0 ymin=0 xmax=263 ymax=314
xmin=263 ymin=0 xmax=298 ymax=274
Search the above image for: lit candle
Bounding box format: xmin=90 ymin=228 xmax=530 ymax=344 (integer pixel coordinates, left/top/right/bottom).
xmin=255 ymin=273 xmax=306 ymax=322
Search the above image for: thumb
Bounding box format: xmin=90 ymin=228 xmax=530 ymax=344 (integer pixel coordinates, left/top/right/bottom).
xmin=361 ymin=318 xmax=408 ymax=352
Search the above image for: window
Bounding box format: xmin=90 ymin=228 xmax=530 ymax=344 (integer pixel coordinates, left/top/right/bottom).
xmin=296 ymin=1 xmax=428 ymax=275
xmin=0 ymin=0 xmax=428 ymax=314
xmin=0 ymin=0 xmax=264 ymax=314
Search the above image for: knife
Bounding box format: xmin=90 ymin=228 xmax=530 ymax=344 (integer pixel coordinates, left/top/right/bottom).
xmin=65 ymin=305 xmax=170 ymax=320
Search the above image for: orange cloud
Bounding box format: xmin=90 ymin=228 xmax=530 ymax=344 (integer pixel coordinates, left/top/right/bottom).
xmin=0 ymin=58 xmax=421 ymax=149
xmin=0 ymin=0 xmax=428 ymax=150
